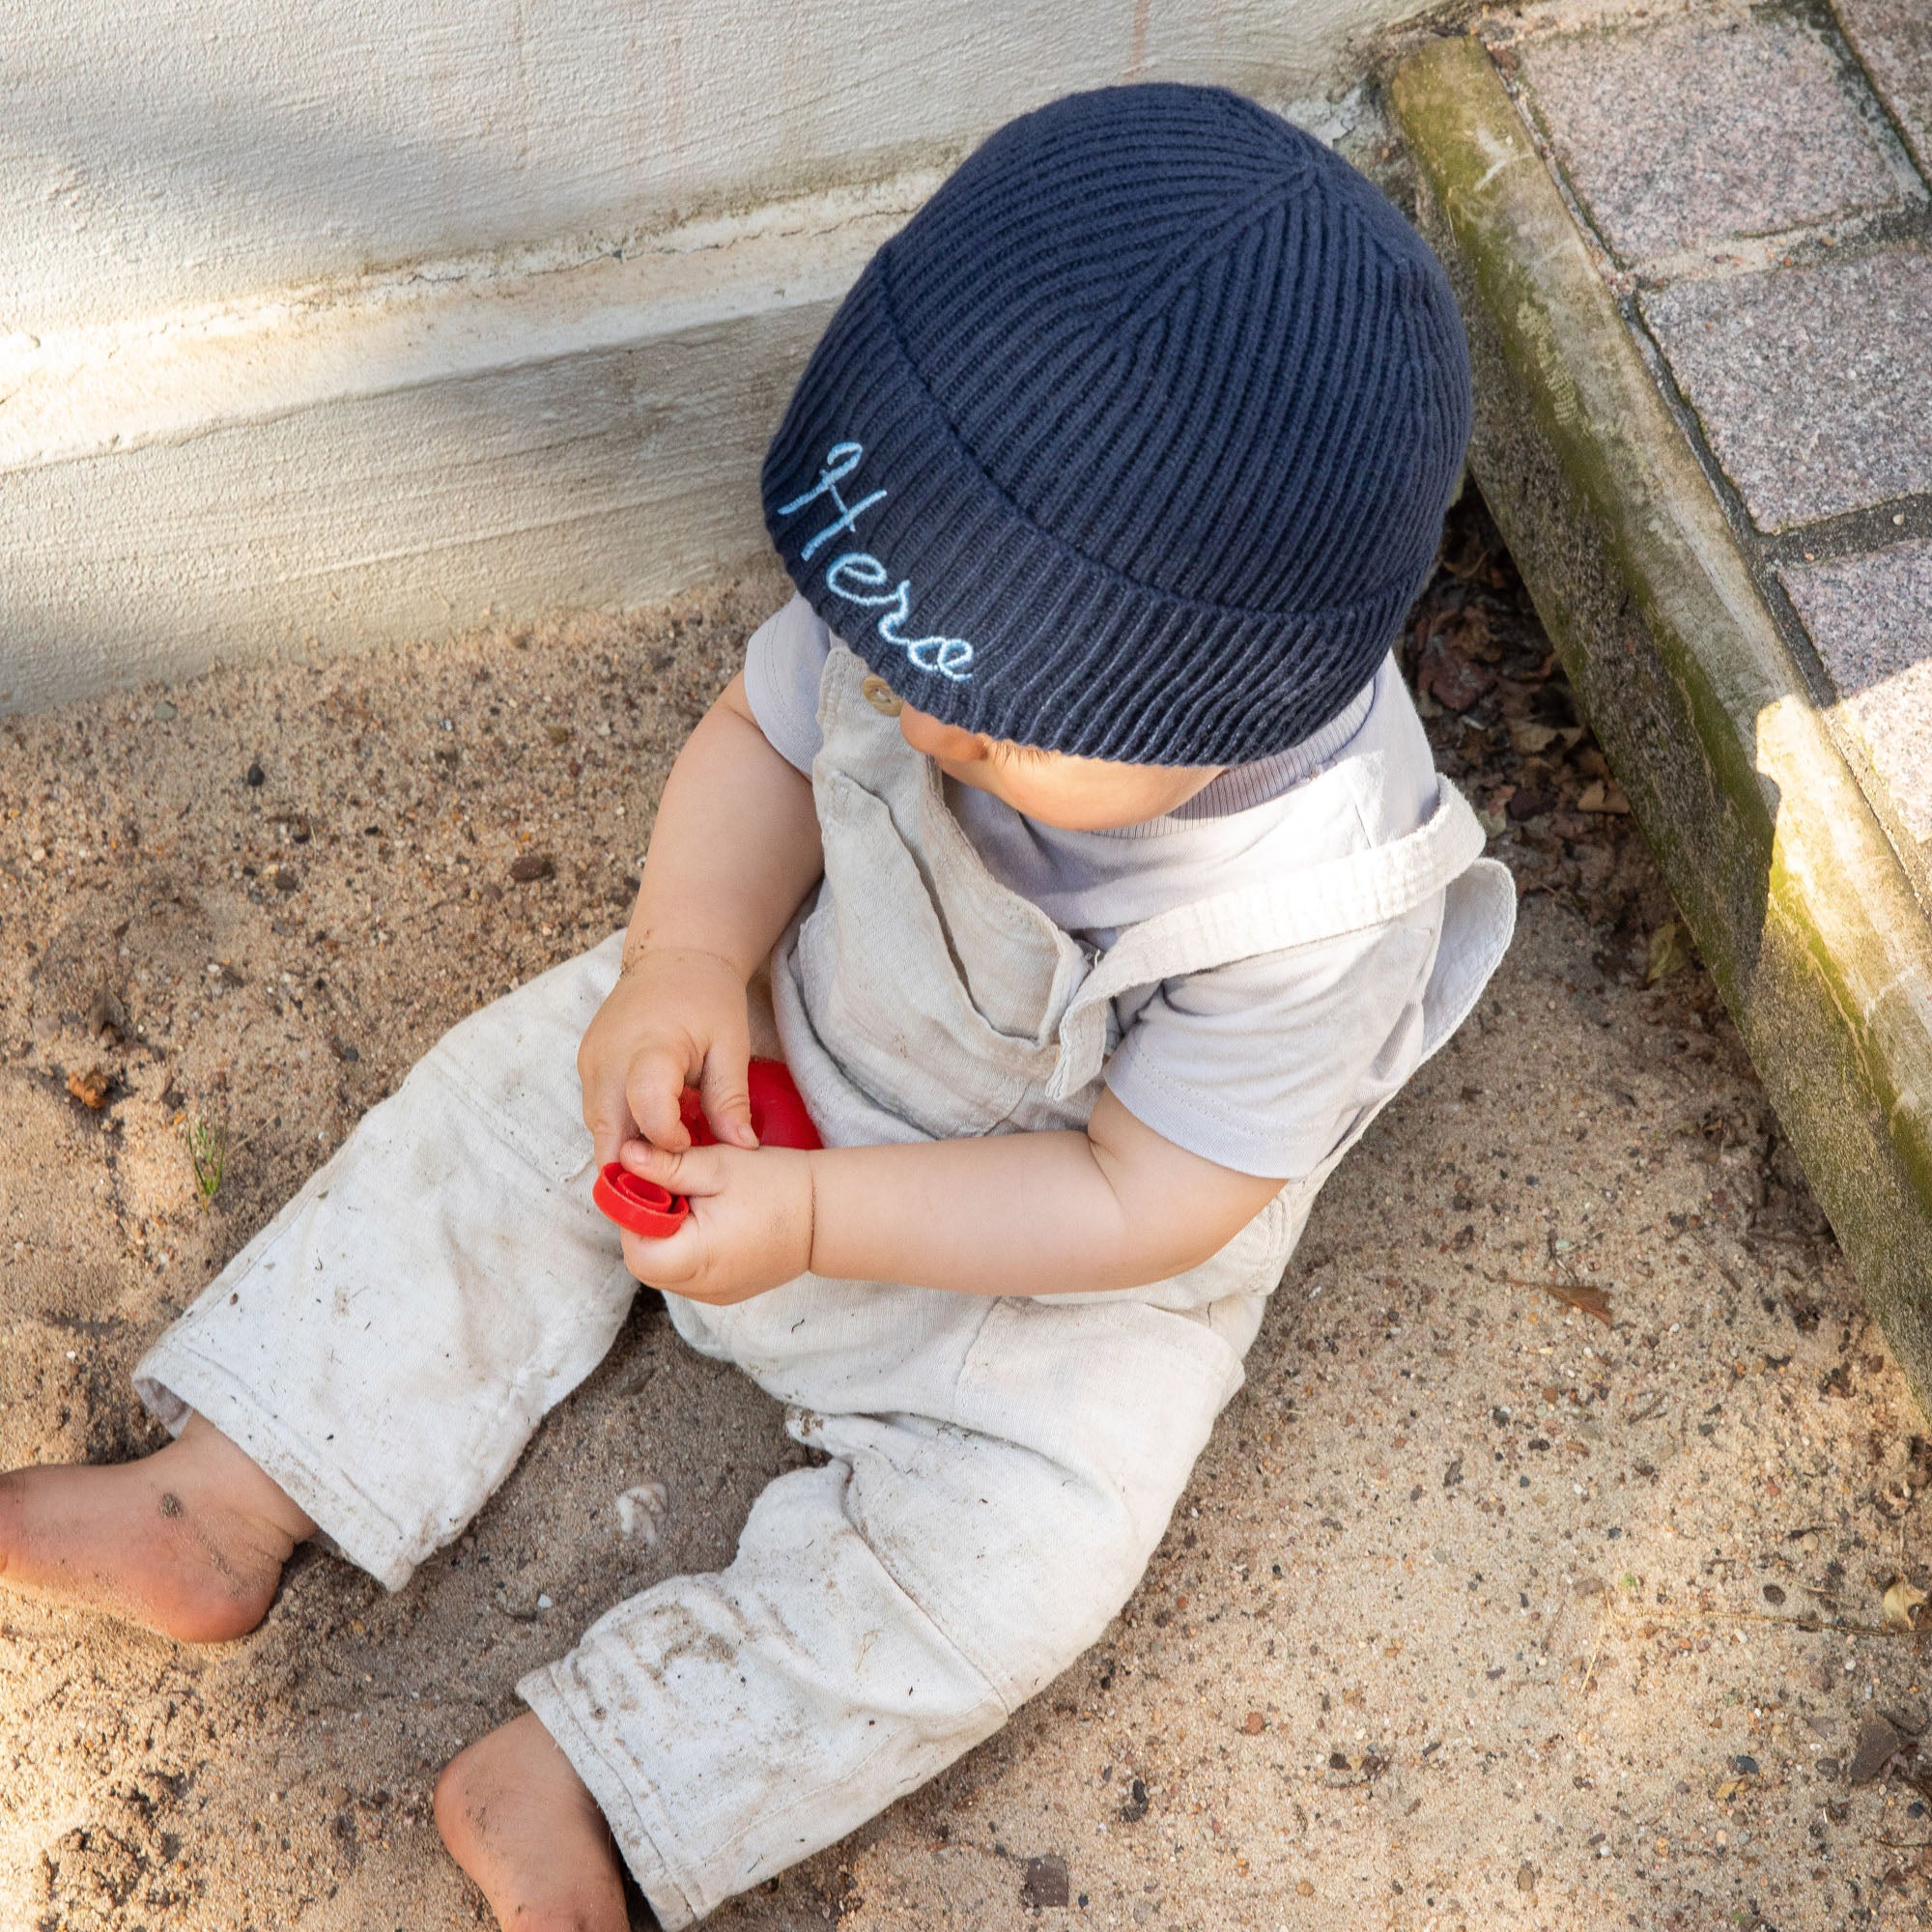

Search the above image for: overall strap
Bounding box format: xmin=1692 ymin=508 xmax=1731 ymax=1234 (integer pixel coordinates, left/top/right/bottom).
xmin=1046 ymin=778 xmax=1490 ymax=1100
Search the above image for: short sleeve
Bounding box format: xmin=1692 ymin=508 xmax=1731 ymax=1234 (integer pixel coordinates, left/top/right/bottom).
xmin=1103 ymin=896 xmax=1445 ymax=1179
xmin=743 ymin=594 xmax=833 ymax=774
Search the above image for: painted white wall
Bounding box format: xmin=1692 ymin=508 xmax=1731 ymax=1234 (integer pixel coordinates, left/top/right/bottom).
xmin=9 ymin=0 xmax=1415 ymax=337
xmin=0 ymin=185 xmax=914 ymax=711
xmin=7 ymin=0 xmax=1422 ymax=710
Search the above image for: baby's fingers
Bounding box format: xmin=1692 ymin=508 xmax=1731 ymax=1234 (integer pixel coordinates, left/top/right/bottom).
xmin=617 ymin=1137 xmax=724 ymax=1200
xmin=698 ymin=1034 xmax=758 ymax=1151
xmin=620 ymin=1219 xmax=703 ymax=1290
xmin=624 ymin=1042 xmax=696 ymax=1152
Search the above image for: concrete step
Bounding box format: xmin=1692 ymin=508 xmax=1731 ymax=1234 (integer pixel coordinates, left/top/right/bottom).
xmin=1389 ymin=13 xmax=1932 ymax=1411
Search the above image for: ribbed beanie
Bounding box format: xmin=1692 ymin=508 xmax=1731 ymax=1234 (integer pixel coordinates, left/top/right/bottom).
xmin=761 ymin=83 xmax=1471 ymax=766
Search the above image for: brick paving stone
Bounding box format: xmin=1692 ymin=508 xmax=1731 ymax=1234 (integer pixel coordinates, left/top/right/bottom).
xmin=1518 ymin=8 xmax=1902 ymax=263
xmin=1783 ymin=538 xmax=1932 ymax=846
xmin=1835 ymin=0 xmax=1932 ymax=176
xmin=1642 ymin=244 xmax=1932 ymax=530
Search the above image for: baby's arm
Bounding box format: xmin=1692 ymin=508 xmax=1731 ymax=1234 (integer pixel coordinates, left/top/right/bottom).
xmin=578 ymin=673 xmax=823 ymax=1161
xmin=813 ymin=1092 xmax=1283 ymax=1293
xmin=617 ymin=1091 xmax=1283 ymax=1301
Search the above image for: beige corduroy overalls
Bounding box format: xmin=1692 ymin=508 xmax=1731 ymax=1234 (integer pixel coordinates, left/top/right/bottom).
xmin=136 ymin=641 xmax=1513 ymax=1927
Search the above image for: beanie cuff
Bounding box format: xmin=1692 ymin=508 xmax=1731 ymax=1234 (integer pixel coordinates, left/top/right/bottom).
xmin=761 ymin=261 xmax=1425 ymax=769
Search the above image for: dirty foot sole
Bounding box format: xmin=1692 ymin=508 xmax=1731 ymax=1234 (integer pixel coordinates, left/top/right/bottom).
xmin=0 ymin=1429 xmax=304 ymax=1642
xmin=437 ymin=1712 xmax=633 ymax=1932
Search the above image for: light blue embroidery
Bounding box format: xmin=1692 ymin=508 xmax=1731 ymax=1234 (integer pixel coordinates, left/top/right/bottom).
xmin=775 ymin=440 xmax=975 ymax=683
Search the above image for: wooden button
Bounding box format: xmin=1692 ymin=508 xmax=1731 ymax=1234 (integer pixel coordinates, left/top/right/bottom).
xmin=861 ymin=674 xmax=903 ymax=717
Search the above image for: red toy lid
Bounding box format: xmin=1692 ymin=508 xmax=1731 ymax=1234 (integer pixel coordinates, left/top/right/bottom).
xmin=679 ymin=1058 xmax=822 ymax=1151
xmin=595 ymin=1059 xmax=820 ymax=1243
xmin=592 ymin=1164 xmax=689 ymax=1239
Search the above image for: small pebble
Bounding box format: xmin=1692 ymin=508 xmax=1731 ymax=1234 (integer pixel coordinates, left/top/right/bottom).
xmin=617 ymin=1483 xmax=669 ymax=1545
xmin=245 ymin=761 xmax=265 ymax=786
xmin=1020 ymin=1856 xmax=1069 ymax=1911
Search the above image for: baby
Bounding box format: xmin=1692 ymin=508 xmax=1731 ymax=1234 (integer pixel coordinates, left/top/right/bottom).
xmin=0 ymin=84 xmax=1511 ymax=1930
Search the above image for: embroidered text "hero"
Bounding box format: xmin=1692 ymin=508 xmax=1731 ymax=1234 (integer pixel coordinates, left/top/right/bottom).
xmin=776 ymin=442 xmax=975 ymax=683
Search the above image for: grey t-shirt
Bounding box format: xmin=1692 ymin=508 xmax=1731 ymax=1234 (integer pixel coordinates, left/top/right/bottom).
xmin=746 ymin=596 xmax=1446 ymax=1180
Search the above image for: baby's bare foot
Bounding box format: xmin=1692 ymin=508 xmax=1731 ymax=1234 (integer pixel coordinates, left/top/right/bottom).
xmin=436 ymin=1712 xmax=632 ymax=1932
xmin=0 ymin=1414 xmax=315 ymax=1642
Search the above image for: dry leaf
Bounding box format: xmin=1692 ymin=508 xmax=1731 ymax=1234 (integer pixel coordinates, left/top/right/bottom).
xmin=509 ymin=850 xmax=556 ymax=883
xmin=1577 ymin=779 xmax=1632 ymax=814
xmin=1510 ymin=721 xmax=1559 ymax=754
xmin=66 ymin=1065 xmax=110 ymax=1109
xmin=1416 ymin=630 xmax=1496 ymax=713
xmin=1884 ymin=1577 xmax=1927 ymax=1631
xmin=1851 ymin=1716 xmax=1907 ymax=1783
xmin=1646 ymin=921 xmax=1691 ymax=984
xmin=1508 ymin=1275 xmax=1613 ymax=1327
xmin=1451 ymin=605 xmax=1504 ymax=664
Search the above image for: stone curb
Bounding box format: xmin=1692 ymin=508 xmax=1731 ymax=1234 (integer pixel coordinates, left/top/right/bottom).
xmin=1391 ymin=37 xmax=1932 ymax=1410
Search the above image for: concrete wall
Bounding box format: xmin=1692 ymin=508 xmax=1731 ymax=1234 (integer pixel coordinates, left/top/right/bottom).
xmin=6 ymin=0 xmax=1422 ymax=711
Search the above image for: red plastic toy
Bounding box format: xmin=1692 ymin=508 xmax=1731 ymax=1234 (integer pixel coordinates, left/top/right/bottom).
xmin=592 ymin=1166 xmax=689 ymax=1239
xmin=593 ymin=1058 xmax=822 ymax=1241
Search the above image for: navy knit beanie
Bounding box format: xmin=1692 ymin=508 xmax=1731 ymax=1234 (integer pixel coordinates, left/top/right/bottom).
xmin=760 ymin=83 xmax=1471 ymax=766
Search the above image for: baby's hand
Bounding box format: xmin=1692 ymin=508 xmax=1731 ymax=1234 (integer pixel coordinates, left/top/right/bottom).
xmin=612 ymin=1138 xmax=815 ymax=1305
xmin=578 ymin=946 xmax=760 ymax=1164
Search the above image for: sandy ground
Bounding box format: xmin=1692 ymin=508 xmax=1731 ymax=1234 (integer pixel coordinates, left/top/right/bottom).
xmin=5 ymin=521 xmax=1932 ymax=1932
